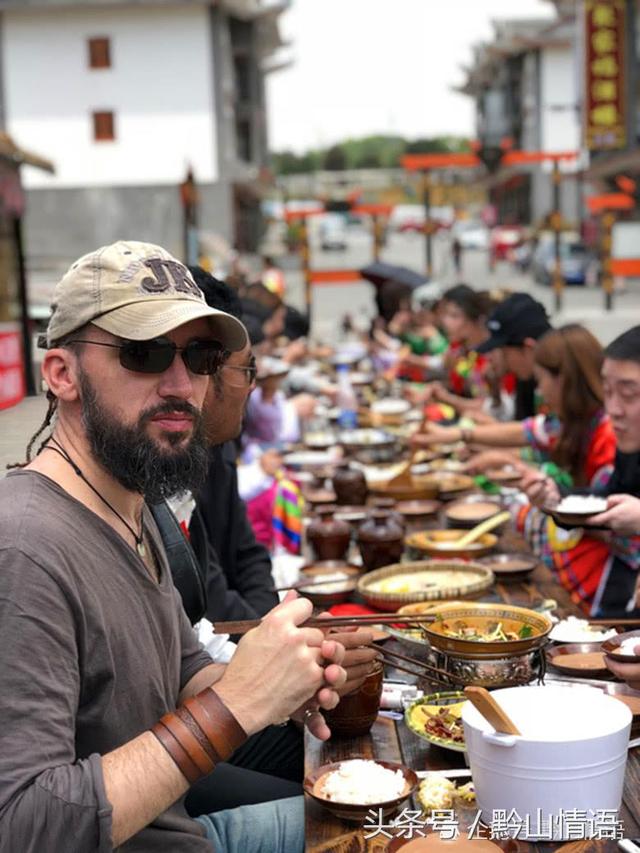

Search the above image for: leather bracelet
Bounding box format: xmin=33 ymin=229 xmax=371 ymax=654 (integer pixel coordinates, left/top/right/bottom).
xmin=157 ymin=711 xmax=215 ymax=778
xmin=151 ymin=689 xmax=247 ymax=785
xmin=187 ymin=688 xmax=248 ymax=760
xmin=151 ymin=720 xmax=202 ymax=784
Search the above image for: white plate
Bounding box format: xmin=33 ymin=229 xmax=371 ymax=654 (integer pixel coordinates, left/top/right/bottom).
xmin=371 ymin=398 xmax=411 ymax=415
xmin=283 ymin=451 xmax=335 ymax=469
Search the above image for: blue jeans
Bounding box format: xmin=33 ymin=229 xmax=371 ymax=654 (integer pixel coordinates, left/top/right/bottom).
xmin=195 ymin=795 xmax=304 ymax=852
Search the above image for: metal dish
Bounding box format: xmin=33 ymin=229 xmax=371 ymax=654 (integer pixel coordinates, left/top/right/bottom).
xmin=422 ymin=602 xmax=552 ymax=658
xmin=357 ymin=560 xmax=494 ymax=611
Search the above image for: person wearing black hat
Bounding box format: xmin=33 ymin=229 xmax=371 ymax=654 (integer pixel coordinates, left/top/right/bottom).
xmin=476 ymin=292 xmax=552 ymax=421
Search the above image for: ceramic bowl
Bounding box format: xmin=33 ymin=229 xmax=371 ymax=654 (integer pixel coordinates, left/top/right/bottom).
xmin=602 ymin=629 xmax=640 ymax=663
xmin=303 ymin=759 xmax=417 ymax=822
xmin=444 ymin=499 xmax=504 ymax=530
xmin=478 ymin=552 xmax=537 ymax=583
xmin=404 ymin=690 xmax=467 ymax=752
xmin=545 ymin=642 xmax=610 ymax=677
xmin=297 ymin=564 xmax=360 ymax=608
xmin=405 ymin=528 xmax=497 ymax=559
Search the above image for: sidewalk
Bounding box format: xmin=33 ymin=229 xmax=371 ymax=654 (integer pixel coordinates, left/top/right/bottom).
xmin=0 ymin=395 xmax=47 ymax=474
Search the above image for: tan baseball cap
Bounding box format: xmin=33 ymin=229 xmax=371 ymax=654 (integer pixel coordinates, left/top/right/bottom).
xmin=43 ymin=240 xmax=248 ymax=351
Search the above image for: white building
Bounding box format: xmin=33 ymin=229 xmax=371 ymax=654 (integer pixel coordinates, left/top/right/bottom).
xmin=460 ymin=16 xmax=582 ymax=226
xmin=0 ymin=0 xmax=289 ymax=272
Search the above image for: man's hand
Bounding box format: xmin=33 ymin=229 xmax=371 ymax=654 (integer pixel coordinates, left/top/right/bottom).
xmin=214 ymin=593 xmax=346 ymax=737
xmin=291 ymin=393 xmax=316 ymax=420
xmin=589 ymin=494 xmax=640 ymax=535
xmin=518 ymin=466 xmax=560 ymax=509
xmin=291 ymin=626 xmax=379 ymax=741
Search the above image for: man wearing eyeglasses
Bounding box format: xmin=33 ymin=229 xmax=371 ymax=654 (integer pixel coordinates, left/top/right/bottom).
xmin=0 ymin=241 xmax=347 ymax=852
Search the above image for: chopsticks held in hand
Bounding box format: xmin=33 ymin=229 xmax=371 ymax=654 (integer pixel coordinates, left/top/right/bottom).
xmin=212 ymin=612 xmax=436 ymax=637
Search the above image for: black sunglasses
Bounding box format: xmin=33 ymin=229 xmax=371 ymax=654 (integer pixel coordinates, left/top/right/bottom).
xmin=67 ymin=337 xmax=225 ymax=375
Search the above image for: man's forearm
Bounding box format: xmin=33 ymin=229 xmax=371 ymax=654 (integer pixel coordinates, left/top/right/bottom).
xmin=102 ymin=731 xmax=189 ymax=847
xmin=180 ymin=662 xmax=226 ymax=702
xmin=104 ymin=663 xmax=230 ymax=846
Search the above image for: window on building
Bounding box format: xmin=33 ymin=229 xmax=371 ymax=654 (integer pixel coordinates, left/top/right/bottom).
xmin=88 ymin=37 xmax=111 ymax=69
xmin=93 ymin=111 xmax=115 ymax=142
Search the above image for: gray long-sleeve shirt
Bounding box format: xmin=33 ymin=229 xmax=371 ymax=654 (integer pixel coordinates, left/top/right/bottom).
xmin=0 ymin=470 xmax=214 ymax=852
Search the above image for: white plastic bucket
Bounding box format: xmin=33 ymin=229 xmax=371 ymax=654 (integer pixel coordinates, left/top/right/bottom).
xmin=462 ymin=685 xmax=632 ymax=840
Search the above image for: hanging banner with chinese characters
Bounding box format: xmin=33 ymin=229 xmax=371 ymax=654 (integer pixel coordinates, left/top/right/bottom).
xmin=585 ymin=0 xmax=626 ymax=150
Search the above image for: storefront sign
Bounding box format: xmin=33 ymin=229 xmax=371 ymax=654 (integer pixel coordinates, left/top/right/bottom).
xmin=584 ymin=0 xmax=626 ymax=150
xmin=0 ymin=325 xmax=25 ymax=410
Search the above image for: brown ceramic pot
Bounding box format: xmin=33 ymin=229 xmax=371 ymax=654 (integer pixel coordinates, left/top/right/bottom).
xmin=356 ymin=510 xmax=405 ymax=572
xmin=369 ymin=496 xmax=406 ymax=532
xmin=306 ymin=506 xmax=351 ymax=561
xmin=332 ymin=463 xmax=368 ymax=506
xmin=323 ymin=660 xmax=384 ymax=737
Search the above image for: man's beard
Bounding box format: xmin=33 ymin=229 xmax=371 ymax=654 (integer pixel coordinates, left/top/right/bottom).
xmin=78 ymin=370 xmax=209 ymax=503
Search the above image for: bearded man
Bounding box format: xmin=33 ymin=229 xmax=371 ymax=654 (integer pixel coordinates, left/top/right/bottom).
xmin=0 ymin=241 xmax=347 ymax=852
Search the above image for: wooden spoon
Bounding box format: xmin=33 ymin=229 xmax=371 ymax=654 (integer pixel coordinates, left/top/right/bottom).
xmin=387 ymin=448 xmax=420 ymax=487
xmin=455 ymin=510 xmax=511 ymax=547
xmin=464 ymin=686 xmax=521 ymax=735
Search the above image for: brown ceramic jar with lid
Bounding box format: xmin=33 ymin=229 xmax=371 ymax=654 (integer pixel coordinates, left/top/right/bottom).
xmin=307 ymin=505 xmax=351 ymax=561
xmin=356 ymin=510 xmax=404 ymax=572
xmin=332 ymin=463 xmax=368 ymax=506
xmin=369 ymin=496 xmax=406 ymax=532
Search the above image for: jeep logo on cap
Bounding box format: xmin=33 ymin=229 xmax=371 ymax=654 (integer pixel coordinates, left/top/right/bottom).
xmin=487 ymin=319 xmax=502 ymax=331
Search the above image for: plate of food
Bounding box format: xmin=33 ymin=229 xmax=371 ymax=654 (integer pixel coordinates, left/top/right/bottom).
xmin=422 ymin=602 xmax=552 ymax=657
xmin=303 ymin=758 xmax=417 ymax=822
xmin=386 ymin=600 xmax=467 ymax=647
xmin=544 ymin=494 xmax=608 ymax=527
xmin=283 ymin=450 xmax=337 ymax=470
xmin=545 ymin=642 xmax=610 ymax=677
xmin=371 ymin=398 xmax=411 ymax=416
xmin=338 ymin=428 xmax=395 ymax=450
xmin=602 ymin=629 xmax=640 ymax=663
xmin=549 ymin=616 xmax=617 ymax=644
xmin=405 ymin=691 xmax=467 ymax=752
xmin=357 ymin=561 xmax=494 ymax=611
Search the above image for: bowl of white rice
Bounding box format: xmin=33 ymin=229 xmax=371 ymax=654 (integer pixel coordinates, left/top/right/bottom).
xmin=304 ymin=758 xmax=417 ymax=821
xmin=602 ymin=629 xmax=640 ymax=663
xmin=544 ymin=494 xmax=608 ymax=527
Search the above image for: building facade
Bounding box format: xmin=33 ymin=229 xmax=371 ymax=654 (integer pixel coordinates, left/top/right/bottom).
xmin=0 ymin=0 xmax=287 ymax=275
xmin=460 ymin=16 xmax=582 ymax=227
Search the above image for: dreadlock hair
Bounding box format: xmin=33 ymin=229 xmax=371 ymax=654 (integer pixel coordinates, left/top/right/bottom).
xmin=7 ymin=330 xmax=86 ymax=469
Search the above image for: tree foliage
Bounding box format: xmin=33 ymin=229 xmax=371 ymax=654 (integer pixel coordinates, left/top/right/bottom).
xmin=271 ymin=134 xmax=470 ymax=175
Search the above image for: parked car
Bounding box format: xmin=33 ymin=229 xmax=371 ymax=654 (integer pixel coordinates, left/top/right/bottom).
xmin=452 ymin=220 xmax=489 ymax=250
xmin=531 ymin=238 xmax=592 ymax=286
xmin=318 ymin=214 xmax=348 ymax=251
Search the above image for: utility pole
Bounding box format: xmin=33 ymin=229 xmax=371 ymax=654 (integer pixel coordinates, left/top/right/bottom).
xmin=422 ymin=170 xmax=432 ymax=278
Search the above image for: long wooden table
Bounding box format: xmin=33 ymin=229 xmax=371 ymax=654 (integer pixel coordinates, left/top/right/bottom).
xmin=304 ymin=561 xmax=640 ymax=852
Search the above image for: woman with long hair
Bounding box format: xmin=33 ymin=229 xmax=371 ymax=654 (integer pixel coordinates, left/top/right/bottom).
xmin=412 ymin=325 xmax=618 ymax=612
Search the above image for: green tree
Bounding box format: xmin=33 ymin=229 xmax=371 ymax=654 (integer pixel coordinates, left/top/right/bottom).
xmin=323 ymin=144 xmax=347 ymax=170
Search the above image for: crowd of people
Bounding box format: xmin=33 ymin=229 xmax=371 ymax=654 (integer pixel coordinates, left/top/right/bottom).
xmin=1 ymin=239 xmax=639 ymax=851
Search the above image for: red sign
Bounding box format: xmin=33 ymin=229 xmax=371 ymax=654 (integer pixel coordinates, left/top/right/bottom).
xmin=0 ymin=327 xmax=25 ymax=410
xmin=585 ymin=0 xmax=626 ymax=150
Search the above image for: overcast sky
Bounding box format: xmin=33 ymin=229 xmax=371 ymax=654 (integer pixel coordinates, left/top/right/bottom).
xmin=266 ymin=0 xmax=555 ymax=153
